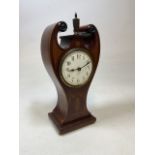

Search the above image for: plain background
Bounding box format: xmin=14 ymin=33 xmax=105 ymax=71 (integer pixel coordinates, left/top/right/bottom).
xmin=20 ymin=0 xmax=134 ymax=155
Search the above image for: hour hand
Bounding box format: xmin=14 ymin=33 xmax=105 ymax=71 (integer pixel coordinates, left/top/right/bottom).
xmin=66 ymin=68 xmax=75 ymax=72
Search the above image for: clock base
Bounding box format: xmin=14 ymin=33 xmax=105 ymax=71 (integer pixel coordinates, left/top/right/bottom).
xmin=48 ymin=112 xmax=96 ymax=134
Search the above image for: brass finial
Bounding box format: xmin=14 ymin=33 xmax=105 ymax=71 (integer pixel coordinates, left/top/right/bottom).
xmin=73 ymin=12 xmax=80 ymax=33
xmin=75 ymin=12 xmax=77 ymax=18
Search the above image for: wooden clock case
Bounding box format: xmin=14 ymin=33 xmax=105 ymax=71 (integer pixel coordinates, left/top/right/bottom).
xmin=41 ymin=16 xmax=100 ymax=134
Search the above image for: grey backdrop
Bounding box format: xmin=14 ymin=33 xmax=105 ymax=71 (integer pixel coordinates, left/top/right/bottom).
xmin=20 ymin=0 xmax=134 ymax=155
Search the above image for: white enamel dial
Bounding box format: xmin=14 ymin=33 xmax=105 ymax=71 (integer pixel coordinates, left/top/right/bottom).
xmin=60 ymin=49 xmax=93 ymax=86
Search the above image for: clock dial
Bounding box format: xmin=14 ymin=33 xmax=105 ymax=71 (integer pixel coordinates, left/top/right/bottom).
xmin=61 ymin=49 xmax=93 ymax=86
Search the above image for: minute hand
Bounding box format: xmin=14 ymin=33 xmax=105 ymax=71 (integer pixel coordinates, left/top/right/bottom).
xmin=80 ymin=61 xmax=90 ymax=69
xmin=67 ymin=62 xmax=91 ymax=72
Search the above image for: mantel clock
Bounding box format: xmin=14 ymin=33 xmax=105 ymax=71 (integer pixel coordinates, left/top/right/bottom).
xmin=41 ymin=13 xmax=100 ymax=134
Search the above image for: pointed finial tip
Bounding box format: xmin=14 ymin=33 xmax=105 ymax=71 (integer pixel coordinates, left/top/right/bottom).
xmin=75 ymin=12 xmax=77 ymax=18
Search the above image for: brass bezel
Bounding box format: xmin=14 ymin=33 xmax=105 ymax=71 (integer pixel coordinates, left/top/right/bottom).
xmin=59 ymin=48 xmax=94 ymax=88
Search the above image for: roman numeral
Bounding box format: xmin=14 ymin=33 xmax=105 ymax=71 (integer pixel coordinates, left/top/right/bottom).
xmin=77 ymin=54 xmax=81 ymax=59
xmin=87 ymin=65 xmax=90 ymax=69
xmin=67 ymin=61 xmax=71 ymax=66
xmin=67 ymin=74 xmax=70 ymax=78
xmin=72 ymin=77 xmax=74 ymax=82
